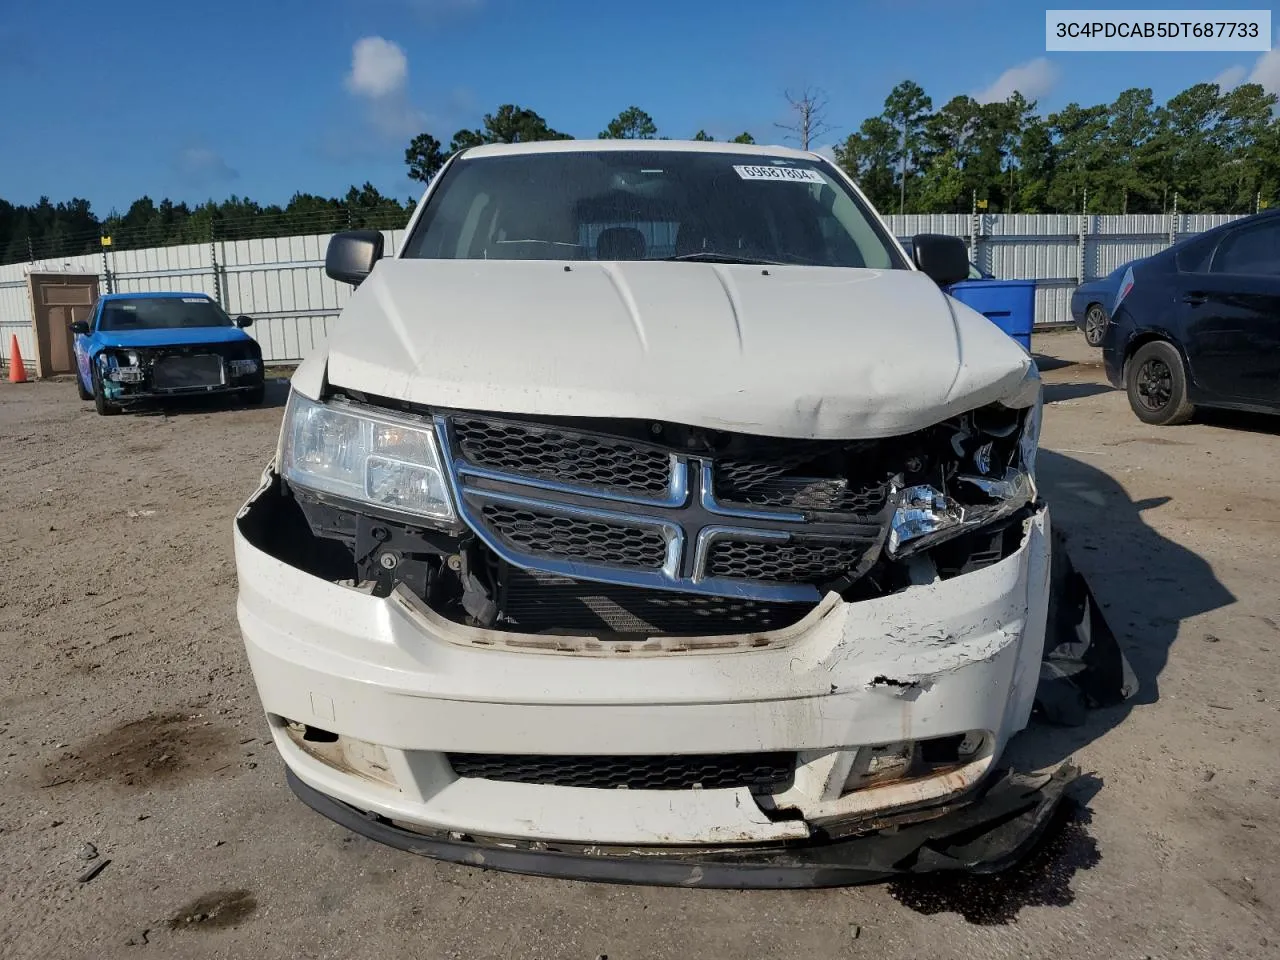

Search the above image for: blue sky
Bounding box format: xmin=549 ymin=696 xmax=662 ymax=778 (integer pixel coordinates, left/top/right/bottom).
xmin=2 ymin=0 xmax=1275 ymax=212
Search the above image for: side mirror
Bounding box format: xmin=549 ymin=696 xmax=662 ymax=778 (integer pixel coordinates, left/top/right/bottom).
xmin=910 ymin=233 xmax=970 ymax=287
xmin=235 ymin=315 xmax=253 ymax=328
xmin=69 ymin=320 xmax=90 ymax=335
xmin=326 ymin=230 xmax=385 ymax=286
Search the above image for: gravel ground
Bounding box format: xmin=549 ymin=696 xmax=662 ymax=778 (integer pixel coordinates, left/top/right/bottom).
xmin=1 ymin=329 xmax=1277 ymax=959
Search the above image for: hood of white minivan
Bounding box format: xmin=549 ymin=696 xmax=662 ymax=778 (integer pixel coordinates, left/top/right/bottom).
xmin=323 ymin=258 xmax=1034 ymax=440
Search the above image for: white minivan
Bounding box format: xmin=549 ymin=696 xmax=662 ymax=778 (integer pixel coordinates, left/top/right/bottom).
xmin=233 ymin=139 xmax=1068 ymax=887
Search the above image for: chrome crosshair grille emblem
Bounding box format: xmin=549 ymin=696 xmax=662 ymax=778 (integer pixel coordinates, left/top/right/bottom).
xmin=435 ymin=414 xmax=893 ymax=603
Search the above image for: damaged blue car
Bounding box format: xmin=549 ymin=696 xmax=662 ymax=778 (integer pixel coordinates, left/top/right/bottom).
xmin=70 ymin=292 xmax=266 ymax=415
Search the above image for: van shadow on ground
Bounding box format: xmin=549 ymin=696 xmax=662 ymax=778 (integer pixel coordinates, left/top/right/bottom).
xmin=1004 ymin=448 xmax=1236 ymax=774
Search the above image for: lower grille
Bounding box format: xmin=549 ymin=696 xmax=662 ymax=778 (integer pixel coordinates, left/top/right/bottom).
xmin=499 ymin=569 xmax=813 ymax=635
xmin=446 ymin=752 xmax=796 ymax=790
xmin=705 ymin=537 xmax=867 ymax=583
xmin=151 ymin=354 xmax=224 ymax=390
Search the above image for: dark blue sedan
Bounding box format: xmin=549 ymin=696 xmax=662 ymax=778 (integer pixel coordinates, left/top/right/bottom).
xmin=1070 ymin=264 xmax=1135 ymax=347
xmin=1083 ymin=209 xmax=1280 ymax=426
xmin=70 ymin=292 xmax=265 ymax=415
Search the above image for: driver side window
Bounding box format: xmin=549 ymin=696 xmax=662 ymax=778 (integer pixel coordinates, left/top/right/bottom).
xmin=1211 ymin=221 xmax=1280 ymax=276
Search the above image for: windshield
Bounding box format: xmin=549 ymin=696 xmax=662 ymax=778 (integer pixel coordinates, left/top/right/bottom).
xmin=99 ymin=297 xmax=232 ymax=331
xmin=402 ymin=150 xmax=906 ymax=269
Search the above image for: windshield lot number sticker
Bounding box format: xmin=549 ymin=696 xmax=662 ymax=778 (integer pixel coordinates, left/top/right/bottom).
xmin=733 ymin=165 xmax=825 ymax=183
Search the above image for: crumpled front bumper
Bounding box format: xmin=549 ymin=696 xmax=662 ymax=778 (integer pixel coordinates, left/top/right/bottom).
xmin=286 ymin=762 xmax=1078 ymax=888
xmin=235 ymin=467 xmax=1064 ymax=886
xmin=102 ymin=375 xmax=262 ymax=403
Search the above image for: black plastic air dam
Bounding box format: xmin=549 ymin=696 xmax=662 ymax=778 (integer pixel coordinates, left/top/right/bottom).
xmin=285 ymin=762 xmax=1078 ymax=889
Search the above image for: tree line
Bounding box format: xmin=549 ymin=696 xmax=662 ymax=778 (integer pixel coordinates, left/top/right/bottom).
xmin=402 ymin=103 xmax=758 ymax=182
xmin=834 ymin=80 xmax=1278 ymax=216
xmin=405 ymin=82 xmax=1279 ymax=217
xmin=0 ymin=185 xmax=411 ymax=266
xmin=5 ymin=78 xmax=1277 ymax=266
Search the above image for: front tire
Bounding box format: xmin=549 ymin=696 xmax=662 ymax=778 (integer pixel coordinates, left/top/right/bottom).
xmin=1083 ymin=304 xmax=1108 ymax=347
xmin=1126 ymin=341 xmax=1194 ymax=426
xmin=244 ymin=382 xmax=265 ymax=405
xmin=92 ymin=364 xmax=120 ymax=417
xmin=75 ymin=369 xmax=92 ymax=401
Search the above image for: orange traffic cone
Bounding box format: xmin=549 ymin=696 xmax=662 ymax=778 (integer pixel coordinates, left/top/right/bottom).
xmin=8 ymin=334 xmax=29 ymax=383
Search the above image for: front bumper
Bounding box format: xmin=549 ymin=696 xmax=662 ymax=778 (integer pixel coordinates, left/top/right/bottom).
xmin=286 ymin=761 xmax=1077 ymax=888
xmin=98 ymin=352 xmax=263 ymax=404
xmin=106 ymin=381 xmax=263 ymax=404
xmin=235 ymin=471 xmax=1057 ymax=884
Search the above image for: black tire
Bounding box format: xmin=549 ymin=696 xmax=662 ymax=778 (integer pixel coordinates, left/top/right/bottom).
xmin=1126 ymin=340 xmax=1194 ymax=426
xmin=92 ymin=363 xmax=120 ymax=416
xmin=1083 ymin=303 xmax=1108 ymax=347
xmin=75 ymin=368 xmax=92 ymax=401
xmin=244 ymin=382 xmax=266 ymax=405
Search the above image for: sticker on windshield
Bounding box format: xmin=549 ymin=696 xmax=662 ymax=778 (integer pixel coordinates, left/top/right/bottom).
xmin=733 ymin=165 xmax=824 ymax=183
xmin=181 ymin=297 xmax=207 ymax=303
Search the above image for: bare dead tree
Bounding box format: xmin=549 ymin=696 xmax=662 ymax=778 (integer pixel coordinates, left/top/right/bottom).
xmin=774 ymin=86 xmax=833 ymax=151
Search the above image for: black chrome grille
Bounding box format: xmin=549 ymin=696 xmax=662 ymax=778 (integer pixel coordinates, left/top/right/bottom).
xmin=446 ymin=752 xmax=796 ymax=790
xmin=480 ymin=503 xmax=668 ymax=569
xmin=151 ymin=354 xmax=224 ymax=390
xmin=705 ymin=537 xmax=866 ymax=583
xmin=454 ymin=416 xmax=671 ymax=495
xmin=445 ymin=412 xmax=896 ymax=603
xmin=716 ymin=456 xmax=888 ymax=514
xmin=500 ymin=569 xmax=813 ymax=635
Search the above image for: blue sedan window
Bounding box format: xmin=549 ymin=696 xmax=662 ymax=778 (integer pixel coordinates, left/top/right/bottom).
xmin=100 ymin=297 xmax=233 ymax=331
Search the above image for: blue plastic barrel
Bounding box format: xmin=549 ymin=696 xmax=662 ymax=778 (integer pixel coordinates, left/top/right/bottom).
xmin=945 ymin=279 xmax=1036 ymax=352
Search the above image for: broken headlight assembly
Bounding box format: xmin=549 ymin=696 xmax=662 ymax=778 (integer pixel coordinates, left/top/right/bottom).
xmin=280 ymin=393 xmax=456 ymax=524
xmin=103 ymin=350 xmax=145 ymax=383
xmin=228 ymin=358 xmax=260 ymax=376
xmin=887 ymin=371 xmax=1042 ymax=559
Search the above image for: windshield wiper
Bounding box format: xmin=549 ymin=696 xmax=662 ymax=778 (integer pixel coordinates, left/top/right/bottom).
xmin=661 ymin=252 xmax=788 ymax=266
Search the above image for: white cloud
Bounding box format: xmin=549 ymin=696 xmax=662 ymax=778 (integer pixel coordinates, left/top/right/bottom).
xmin=1248 ymin=43 xmax=1280 ymax=97
xmin=173 ymin=146 xmax=238 ymax=185
xmin=346 ymin=36 xmax=409 ymax=98
xmin=1213 ymin=65 xmax=1247 ymax=91
xmin=1210 ymin=34 xmax=1280 ymax=101
xmin=343 ymin=36 xmax=426 ymax=139
xmin=973 ymin=57 xmax=1059 ymax=104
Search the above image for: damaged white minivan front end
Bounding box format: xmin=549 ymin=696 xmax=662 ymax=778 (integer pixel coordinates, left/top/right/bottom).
xmin=234 ymin=141 xmax=1069 ymax=887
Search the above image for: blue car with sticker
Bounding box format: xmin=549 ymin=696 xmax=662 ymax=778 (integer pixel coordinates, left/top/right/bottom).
xmin=70 ymin=292 xmax=265 ymax=415
xmin=1069 ymin=263 xmax=1136 ymax=347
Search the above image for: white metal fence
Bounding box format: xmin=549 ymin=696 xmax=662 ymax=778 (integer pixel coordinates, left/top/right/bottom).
xmin=0 ymin=214 xmax=1244 ymax=369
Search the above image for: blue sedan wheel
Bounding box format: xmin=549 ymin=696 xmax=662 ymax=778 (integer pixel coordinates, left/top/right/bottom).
xmin=1083 ymin=304 xmax=1108 ymax=347
xmin=92 ymin=363 xmax=121 ymax=417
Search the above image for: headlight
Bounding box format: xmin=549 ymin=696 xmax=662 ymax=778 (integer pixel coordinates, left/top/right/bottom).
xmin=104 ymin=350 xmax=144 ymax=383
xmin=887 ymin=378 xmax=1041 ymax=559
xmin=280 ymin=393 xmax=456 ymax=524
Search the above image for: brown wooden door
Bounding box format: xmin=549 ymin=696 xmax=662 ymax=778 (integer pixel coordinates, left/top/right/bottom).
xmin=27 ymin=273 xmax=99 ymax=377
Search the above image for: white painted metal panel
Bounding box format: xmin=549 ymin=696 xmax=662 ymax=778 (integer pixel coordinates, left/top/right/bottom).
xmin=4 ymin=213 xmax=1265 ymax=360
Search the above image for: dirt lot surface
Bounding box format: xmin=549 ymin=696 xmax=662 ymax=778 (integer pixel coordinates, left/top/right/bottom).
xmin=2 ymin=330 xmax=1277 ymax=959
